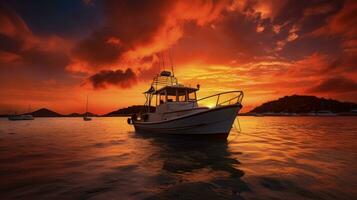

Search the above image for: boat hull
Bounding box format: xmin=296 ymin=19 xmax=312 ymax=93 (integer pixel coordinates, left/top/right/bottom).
xmin=133 ymin=104 xmax=241 ymax=138
xmin=83 ymin=117 xmax=92 ymax=121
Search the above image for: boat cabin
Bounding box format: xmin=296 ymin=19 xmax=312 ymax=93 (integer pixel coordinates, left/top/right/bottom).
xmin=155 ymin=86 xmax=198 ymax=104
xmin=138 ymin=70 xmax=208 ymax=122
xmin=153 ymin=85 xmax=199 ymax=113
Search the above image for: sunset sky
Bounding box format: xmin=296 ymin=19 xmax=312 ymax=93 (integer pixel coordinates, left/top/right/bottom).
xmin=0 ymin=0 xmax=356 ymax=114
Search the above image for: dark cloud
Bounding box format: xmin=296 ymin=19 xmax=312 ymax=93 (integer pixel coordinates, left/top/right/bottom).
xmin=71 ymin=0 xmax=173 ymax=67
xmin=89 ymin=68 xmax=137 ymax=89
xmin=0 ymin=3 xmax=29 ymax=53
xmin=0 ymin=34 xmax=22 ymax=52
xmin=21 ymin=47 xmax=70 ymax=76
xmin=0 ymin=3 xmax=31 ymax=35
xmin=307 ymin=76 xmax=357 ymax=93
xmin=103 ymin=0 xmax=171 ymax=43
xmin=311 ymin=0 xmax=357 ymax=37
xmin=73 ymin=30 xmax=124 ymax=66
xmin=0 ymin=43 xmax=70 ymax=78
xmin=0 ymin=3 xmax=71 ymax=80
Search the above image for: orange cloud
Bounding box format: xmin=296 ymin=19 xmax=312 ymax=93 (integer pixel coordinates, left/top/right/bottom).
xmin=0 ymin=5 xmax=72 ymax=68
xmin=253 ymin=0 xmax=287 ymax=20
xmin=66 ymin=0 xmax=234 ymax=90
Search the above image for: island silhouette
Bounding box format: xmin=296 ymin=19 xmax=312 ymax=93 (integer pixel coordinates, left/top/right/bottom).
xmin=249 ymin=95 xmax=357 ymax=115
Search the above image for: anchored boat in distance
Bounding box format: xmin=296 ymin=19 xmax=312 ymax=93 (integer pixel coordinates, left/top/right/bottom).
xmin=83 ymin=95 xmax=92 ymax=121
xmin=8 ymin=105 xmax=34 ymax=121
xmin=8 ymin=113 xmax=34 ymax=121
xmin=127 ymin=70 xmax=243 ymax=139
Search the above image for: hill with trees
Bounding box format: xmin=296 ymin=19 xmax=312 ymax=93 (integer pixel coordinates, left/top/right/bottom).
xmin=104 ymin=105 xmax=155 ymax=117
xmin=26 ymin=108 xmax=63 ymax=117
xmin=249 ymin=95 xmax=357 ymax=114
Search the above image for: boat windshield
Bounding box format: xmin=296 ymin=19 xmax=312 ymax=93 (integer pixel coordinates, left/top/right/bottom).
xmin=157 ymin=87 xmax=197 ymax=105
xmin=188 ymin=92 xmax=196 ymax=101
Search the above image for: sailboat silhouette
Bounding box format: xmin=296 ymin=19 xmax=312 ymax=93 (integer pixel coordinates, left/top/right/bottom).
xmin=83 ymin=95 xmax=92 ymax=121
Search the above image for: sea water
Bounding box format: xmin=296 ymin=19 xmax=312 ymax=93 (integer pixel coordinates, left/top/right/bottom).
xmin=0 ymin=117 xmax=356 ymax=200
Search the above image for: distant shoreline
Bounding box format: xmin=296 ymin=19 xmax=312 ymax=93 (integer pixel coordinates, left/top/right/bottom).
xmin=2 ymin=95 xmax=356 ymax=118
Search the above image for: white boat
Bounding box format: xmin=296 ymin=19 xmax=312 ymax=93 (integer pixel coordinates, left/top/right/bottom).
xmin=8 ymin=105 xmax=34 ymax=121
xmin=83 ymin=95 xmax=92 ymax=121
xmin=127 ymin=70 xmax=244 ymax=139
xmin=83 ymin=116 xmax=92 ymax=121
xmin=8 ymin=114 xmax=34 ymax=121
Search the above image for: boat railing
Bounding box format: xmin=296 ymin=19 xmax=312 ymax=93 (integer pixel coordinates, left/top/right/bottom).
xmin=192 ymin=90 xmax=244 ymax=108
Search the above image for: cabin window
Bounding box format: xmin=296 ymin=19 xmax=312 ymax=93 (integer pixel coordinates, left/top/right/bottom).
xmin=188 ymin=92 xmax=196 ymax=101
xmin=157 ymin=88 xmax=197 ymax=103
xmin=178 ymin=94 xmax=187 ymax=102
xmin=167 ymin=95 xmax=174 ymax=102
xmin=159 ymin=92 xmax=166 ymax=104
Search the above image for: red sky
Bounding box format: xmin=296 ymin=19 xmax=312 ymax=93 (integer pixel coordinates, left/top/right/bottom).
xmin=0 ymin=0 xmax=356 ymax=114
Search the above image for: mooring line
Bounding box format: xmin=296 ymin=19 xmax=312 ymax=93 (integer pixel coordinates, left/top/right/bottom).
xmin=228 ymin=117 xmax=242 ymax=143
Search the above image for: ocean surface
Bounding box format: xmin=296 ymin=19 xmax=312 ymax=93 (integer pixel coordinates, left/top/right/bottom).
xmin=0 ymin=117 xmax=356 ymax=200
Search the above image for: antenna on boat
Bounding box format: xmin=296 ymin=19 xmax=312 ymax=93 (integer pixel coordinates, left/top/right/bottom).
xmin=169 ymin=48 xmax=174 ymax=76
xmin=163 ymin=52 xmax=166 ymax=71
xmin=86 ymin=95 xmax=88 ymax=116
xmin=160 ymin=52 xmax=165 ymax=71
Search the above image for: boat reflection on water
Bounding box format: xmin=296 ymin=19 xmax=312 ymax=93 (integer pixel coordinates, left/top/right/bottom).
xmin=133 ymin=133 xmax=250 ymax=199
